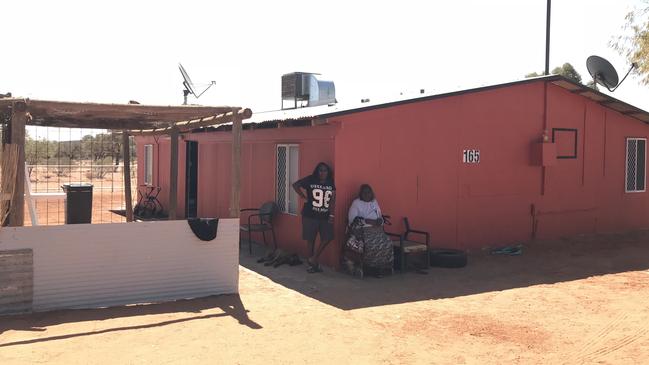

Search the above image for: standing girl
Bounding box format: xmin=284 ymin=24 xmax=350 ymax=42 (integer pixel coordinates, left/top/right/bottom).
xmin=293 ymin=162 xmax=336 ymax=273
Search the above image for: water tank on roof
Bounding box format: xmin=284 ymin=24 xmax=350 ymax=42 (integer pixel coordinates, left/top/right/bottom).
xmin=281 ymin=72 xmax=336 ymax=109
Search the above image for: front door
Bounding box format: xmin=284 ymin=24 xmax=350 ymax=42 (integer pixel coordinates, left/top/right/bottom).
xmin=185 ymin=141 xmax=199 ymax=218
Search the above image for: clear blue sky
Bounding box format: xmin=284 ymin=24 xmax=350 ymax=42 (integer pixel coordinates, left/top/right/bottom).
xmin=3 ymin=0 xmax=648 ymax=116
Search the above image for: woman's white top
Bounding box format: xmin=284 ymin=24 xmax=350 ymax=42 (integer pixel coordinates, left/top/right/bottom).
xmin=348 ymin=198 xmax=382 ymax=224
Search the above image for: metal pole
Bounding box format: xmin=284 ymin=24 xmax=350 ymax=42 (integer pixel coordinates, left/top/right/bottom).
xmin=544 ymin=0 xmax=551 ymax=75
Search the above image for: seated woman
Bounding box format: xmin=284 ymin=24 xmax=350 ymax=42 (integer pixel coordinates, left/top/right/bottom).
xmin=345 ymin=184 xmax=394 ymax=276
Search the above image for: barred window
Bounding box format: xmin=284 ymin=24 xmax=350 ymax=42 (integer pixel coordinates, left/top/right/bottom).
xmin=144 ymin=144 xmax=153 ymax=186
xmin=277 ymin=145 xmax=299 ymax=214
xmin=626 ymin=138 xmax=646 ymax=193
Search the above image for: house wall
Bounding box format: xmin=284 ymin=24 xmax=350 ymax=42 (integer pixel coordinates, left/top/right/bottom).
xmin=538 ymin=85 xmax=649 ymax=237
xmin=136 ymin=126 xmax=337 ymax=261
xmin=136 ymin=80 xmax=649 ymax=268
xmin=334 ymin=82 xmax=649 ymax=252
xmin=0 ymin=220 xmax=239 ymax=313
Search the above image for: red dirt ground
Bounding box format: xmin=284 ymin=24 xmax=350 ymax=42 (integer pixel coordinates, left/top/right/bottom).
xmin=1 ymin=231 xmax=649 ymax=364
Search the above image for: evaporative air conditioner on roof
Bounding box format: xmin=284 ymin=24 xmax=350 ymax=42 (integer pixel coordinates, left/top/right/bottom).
xmin=281 ymin=72 xmax=336 ymax=110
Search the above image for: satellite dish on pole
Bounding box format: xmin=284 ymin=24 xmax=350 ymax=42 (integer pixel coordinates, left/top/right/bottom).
xmin=178 ymin=63 xmax=216 ymax=105
xmin=586 ymin=55 xmax=636 ymax=92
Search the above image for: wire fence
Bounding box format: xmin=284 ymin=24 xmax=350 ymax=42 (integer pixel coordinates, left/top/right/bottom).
xmin=18 ymin=127 xmax=137 ymax=226
xmin=25 ymin=164 xmax=137 ymax=226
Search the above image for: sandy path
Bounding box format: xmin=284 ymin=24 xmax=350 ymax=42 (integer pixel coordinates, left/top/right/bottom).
xmin=1 ymin=232 xmax=649 ymax=364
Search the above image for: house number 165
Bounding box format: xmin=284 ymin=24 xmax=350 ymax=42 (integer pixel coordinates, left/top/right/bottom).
xmin=463 ymin=149 xmax=480 ymax=163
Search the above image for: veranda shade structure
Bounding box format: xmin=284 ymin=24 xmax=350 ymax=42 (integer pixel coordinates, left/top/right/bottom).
xmin=0 ymin=98 xmax=251 ymax=130
xmin=0 ymin=97 xmax=252 ymax=226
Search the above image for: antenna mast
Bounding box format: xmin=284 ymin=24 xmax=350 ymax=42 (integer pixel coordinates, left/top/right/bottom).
xmin=544 ymin=0 xmax=551 ymax=75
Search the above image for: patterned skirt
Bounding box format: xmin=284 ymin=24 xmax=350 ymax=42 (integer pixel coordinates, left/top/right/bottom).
xmin=350 ymin=225 xmax=394 ymax=269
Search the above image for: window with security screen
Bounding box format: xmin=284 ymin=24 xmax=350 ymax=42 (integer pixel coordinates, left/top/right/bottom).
xmin=626 ymin=138 xmax=646 ymax=193
xmin=277 ymin=145 xmax=299 ymax=214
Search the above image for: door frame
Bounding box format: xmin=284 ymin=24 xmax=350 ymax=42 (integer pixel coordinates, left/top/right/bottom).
xmin=185 ymin=140 xmax=199 ymax=218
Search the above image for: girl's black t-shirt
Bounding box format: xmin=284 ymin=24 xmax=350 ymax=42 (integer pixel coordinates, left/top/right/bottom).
xmin=297 ymin=175 xmax=335 ymax=220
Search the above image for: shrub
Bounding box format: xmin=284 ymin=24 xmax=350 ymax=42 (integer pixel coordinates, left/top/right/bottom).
xmin=85 ymin=166 xmax=110 ymax=179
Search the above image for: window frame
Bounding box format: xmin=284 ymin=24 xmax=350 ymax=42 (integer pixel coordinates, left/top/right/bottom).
xmin=625 ymin=137 xmax=647 ymax=193
xmin=144 ymin=144 xmax=153 ymax=186
xmin=276 ymin=144 xmax=300 ymax=215
xmin=552 ymin=128 xmax=578 ymax=159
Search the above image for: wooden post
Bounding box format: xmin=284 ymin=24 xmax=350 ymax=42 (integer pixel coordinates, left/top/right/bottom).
xmin=169 ymin=127 xmax=179 ymax=220
xmin=122 ymin=132 xmax=133 ymax=222
xmin=229 ymin=110 xmax=242 ymax=218
xmin=9 ymin=101 xmax=27 ymax=227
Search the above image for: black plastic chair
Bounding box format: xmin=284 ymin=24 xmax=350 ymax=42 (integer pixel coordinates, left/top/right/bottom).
xmin=389 ymin=217 xmax=430 ymax=272
xmin=240 ymin=202 xmax=279 ymax=255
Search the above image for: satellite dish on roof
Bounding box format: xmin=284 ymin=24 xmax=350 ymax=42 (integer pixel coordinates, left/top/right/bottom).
xmin=178 ymin=63 xmax=216 ymax=105
xmin=586 ymin=55 xmax=636 ymax=92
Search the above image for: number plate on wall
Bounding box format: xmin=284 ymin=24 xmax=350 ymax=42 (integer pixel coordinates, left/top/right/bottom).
xmin=462 ymin=149 xmax=480 ymax=164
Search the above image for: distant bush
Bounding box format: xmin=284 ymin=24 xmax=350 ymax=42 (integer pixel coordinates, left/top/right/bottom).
xmin=85 ymin=166 xmax=110 ymax=179
xmin=53 ymin=167 xmax=71 ymax=177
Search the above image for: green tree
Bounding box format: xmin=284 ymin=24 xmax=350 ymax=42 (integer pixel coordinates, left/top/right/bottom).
xmin=612 ymin=2 xmax=649 ymax=85
xmin=552 ymin=63 xmax=582 ymax=84
xmin=24 ymin=131 xmax=133 ymax=175
xmin=55 ymin=140 xmax=81 ymax=161
xmin=525 ymin=62 xmax=583 ymax=84
xmin=83 ymin=132 xmax=127 ymax=166
xmin=24 ymin=133 xmax=63 ymax=177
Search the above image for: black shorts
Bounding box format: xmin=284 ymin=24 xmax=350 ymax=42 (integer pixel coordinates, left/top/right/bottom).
xmin=302 ymin=217 xmax=334 ymax=242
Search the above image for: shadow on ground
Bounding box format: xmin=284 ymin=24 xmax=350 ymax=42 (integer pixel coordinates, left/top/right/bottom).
xmin=0 ymin=294 xmax=261 ymax=345
xmin=241 ymin=230 xmax=649 ymax=310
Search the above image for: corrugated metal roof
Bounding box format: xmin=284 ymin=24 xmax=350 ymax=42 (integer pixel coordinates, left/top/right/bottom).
xmin=549 ymin=77 xmax=649 ymax=123
xmin=239 ymin=75 xmax=649 ymax=127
